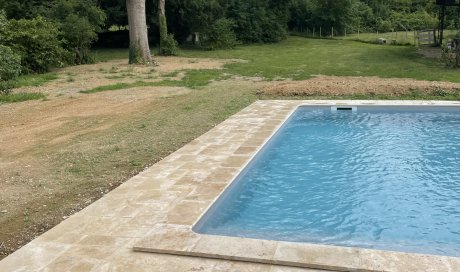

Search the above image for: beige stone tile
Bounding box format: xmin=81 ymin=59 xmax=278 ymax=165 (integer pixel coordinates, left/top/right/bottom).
xmin=243 ymin=138 xmax=267 ymax=147
xmin=185 ymin=183 xmax=227 ymax=201
xmin=173 ymin=175 xmax=203 ymax=186
xmin=203 ymin=167 xmax=239 ymax=184
xmin=166 ymin=200 xmax=210 ymax=225
xmin=107 ymin=225 xmax=151 ymax=238
xmin=96 ymin=252 xmax=217 ymax=272
xmin=134 ymin=190 xmax=179 ymax=203
xmin=37 ymin=231 xmax=86 ymax=245
xmin=212 ymin=260 xmax=273 ymax=272
xmin=57 ymin=244 xmax=117 ymax=262
xmin=135 ymin=226 xmax=200 ymax=253
xmin=41 ymin=257 xmax=103 ymax=272
xmin=359 ymin=248 xmax=460 ymax=272
xmin=126 ymin=214 xmax=167 ymax=227
xmin=234 ymin=146 xmax=259 ymax=155
xmin=68 ymin=260 xmax=100 ymax=272
xmin=221 ymin=156 xmax=250 ymax=168
xmin=0 ymin=242 xmax=71 ymax=271
xmin=134 ymin=202 xmax=172 ymax=214
xmin=273 ymin=242 xmax=361 ymax=271
xmin=39 ymin=256 xmax=74 ymax=272
xmin=270 ymin=265 xmax=325 ymax=272
xmin=77 ymin=235 xmax=131 ymax=248
xmin=76 ymin=216 xmax=131 ymax=236
xmin=192 ymin=236 xmax=278 ymax=261
xmin=133 ymin=178 xmax=174 ymax=191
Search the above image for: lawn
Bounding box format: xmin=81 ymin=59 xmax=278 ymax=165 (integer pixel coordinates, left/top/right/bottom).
xmin=91 ymin=36 xmax=460 ymax=83
xmin=180 ymin=37 xmax=460 ymax=82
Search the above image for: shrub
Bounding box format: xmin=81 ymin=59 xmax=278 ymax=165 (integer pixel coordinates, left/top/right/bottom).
xmin=202 ymin=18 xmax=238 ymax=50
xmin=1 ymin=17 xmax=64 ymax=73
xmin=48 ymin=0 xmax=106 ymax=65
xmin=60 ymin=14 xmax=98 ymax=64
xmin=160 ymin=33 xmax=179 ymax=56
xmin=442 ymin=35 xmax=460 ymax=69
xmin=158 ymin=13 xmax=179 ymax=56
xmin=0 ymin=45 xmax=21 ymax=94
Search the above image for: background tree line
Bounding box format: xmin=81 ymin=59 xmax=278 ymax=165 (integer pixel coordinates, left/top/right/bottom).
xmin=0 ymin=0 xmax=457 ymax=78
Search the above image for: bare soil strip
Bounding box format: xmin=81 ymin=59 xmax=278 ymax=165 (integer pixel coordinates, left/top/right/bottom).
xmin=260 ymin=75 xmax=460 ymax=96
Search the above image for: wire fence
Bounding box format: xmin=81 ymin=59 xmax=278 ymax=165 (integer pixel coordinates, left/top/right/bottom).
xmin=293 ymin=28 xmax=459 ymax=46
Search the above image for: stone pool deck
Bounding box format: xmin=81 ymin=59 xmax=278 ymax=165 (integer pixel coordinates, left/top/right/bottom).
xmin=1 ymin=100 xmax=460 ymax=272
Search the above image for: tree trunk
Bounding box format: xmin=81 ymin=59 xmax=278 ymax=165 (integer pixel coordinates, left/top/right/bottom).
xmin=126 ymin=0 xmax=152 ymax=64
xmin=158 ymin=0 xmax=167 ymax=54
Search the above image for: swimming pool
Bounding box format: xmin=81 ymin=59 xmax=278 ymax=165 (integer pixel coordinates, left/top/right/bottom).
xmin=193 ymin=106 xmax=460 ymax=256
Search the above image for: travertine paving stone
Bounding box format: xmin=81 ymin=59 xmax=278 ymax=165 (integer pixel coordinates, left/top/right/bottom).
xmin=1 ymin=100 xmax=460 ymax=272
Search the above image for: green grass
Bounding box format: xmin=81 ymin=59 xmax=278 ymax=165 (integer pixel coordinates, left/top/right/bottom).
xmin=14 ymin=73 xmax=58 ymax=88
xmin=90 ymin=37 xmax=459 ymax=83
xmin=180 ymin=36 xmax=460 ymax=82
xmin=81 ymin=69 xmax=224 ymax=94
xmin=0 ymin=92 xmax=46 ymax=103
xmin=91 ymin=48 xmax=129 ymax=62
xmin=340 ymin=30 xmax=458 ymax=46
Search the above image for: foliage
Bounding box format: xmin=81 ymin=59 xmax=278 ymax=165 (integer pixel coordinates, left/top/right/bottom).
xmin=47 ymin=0 xmax=106 ymax=64
xmin=159 ymin=13 xmax=179 ymax=56
xmin=0 ymin=45 xmax=21 ymax=94
xmin=0 ymin=0 xmax=45 ymax=19
xmin=165 ymin=0 xmax=227 ymax=43
xmin=226 ymin=0 xmax=289 ymax=43
xmin=99 ymin=0 xmax=127 ymax=28
xmin=442 ymin=33 xmax=460 ymax=68
xmin=160 ymin=34 xmax=180 ymax=56
xmin=0 ymin=15 xmax=64 ymax=73
xmin=202 ymin=18 xmax=238 ymax=50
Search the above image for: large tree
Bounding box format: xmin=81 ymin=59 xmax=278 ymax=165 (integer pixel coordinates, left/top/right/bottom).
xmin=158 ymin=0 xmax=166 ymax=52
xmin=126 ymin=0 xmax=152 ymax=64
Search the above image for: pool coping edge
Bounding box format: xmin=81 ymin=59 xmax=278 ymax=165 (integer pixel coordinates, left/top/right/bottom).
xmin=133 ymin=100 xmax=460 ymax=272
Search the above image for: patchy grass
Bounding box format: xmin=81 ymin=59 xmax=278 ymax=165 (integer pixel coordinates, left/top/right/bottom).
xmin=160 ymin=71 xmax=180 ymax=77
xmin=91 ymin=48 xmax=129 ymax=62
xmin=181 ymin=36 xmax=460 ymax=82
xmin=0 ymin=92 xmax=46 ymax=103
xmin=80 ymin=69 xmax=224 ymax=93
xmin=90 ymin=37 xmax=460 ymax=83
xmin=14 ymin=73 xmax=59 ymax=88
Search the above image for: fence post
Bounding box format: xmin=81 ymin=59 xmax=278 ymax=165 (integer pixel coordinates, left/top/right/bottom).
xmin=320 ymin=27 xmax=322 ymax=38
xmin=332 ymin=27 xmax=334 ymax=38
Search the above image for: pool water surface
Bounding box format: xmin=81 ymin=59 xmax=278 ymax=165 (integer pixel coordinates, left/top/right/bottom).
xmin=194 ymin=106 xmax=460 ymax=256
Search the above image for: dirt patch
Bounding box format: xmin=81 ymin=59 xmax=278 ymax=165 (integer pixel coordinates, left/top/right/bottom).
xmin=13 ymin=57 xmax=245 ymax=96
xmin=259 ymin=75 xmax=460 ymax=96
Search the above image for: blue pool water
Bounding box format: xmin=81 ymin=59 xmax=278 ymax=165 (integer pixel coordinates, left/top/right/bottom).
xmin=194 ymin=106 xmax=460 ymax=256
